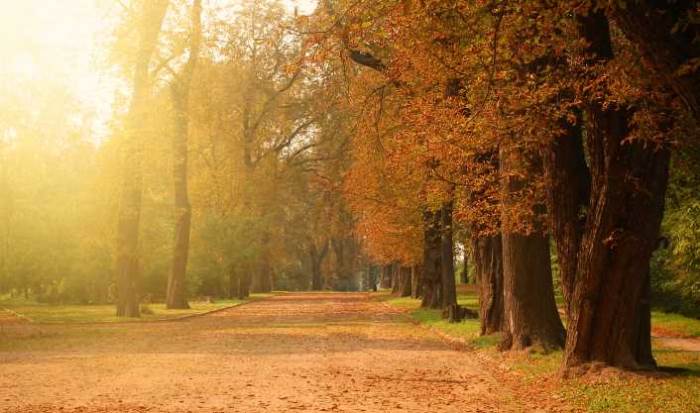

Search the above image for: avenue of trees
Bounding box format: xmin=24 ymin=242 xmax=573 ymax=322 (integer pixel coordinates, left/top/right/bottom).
xmin=0 ymin=0 xmax=699 ymax=375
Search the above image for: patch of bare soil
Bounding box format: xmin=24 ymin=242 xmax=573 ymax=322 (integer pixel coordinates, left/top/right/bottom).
xmin=0 ymin=293 xmax=564 ymax=412
xmin=0 ymin=309 xmax=27 ymax=325
xmin=652 ymin=326 xmax=700 ymax=352
xmin=654 ymin=336 xmax=700 ymax=352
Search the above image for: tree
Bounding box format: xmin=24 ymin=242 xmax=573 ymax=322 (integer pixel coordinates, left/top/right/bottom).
xmin=114 ymin=0 xmax=169 ymax=317
xmin=165 ymin=0 xmax=203 ymax=309
xmin=560 ymin=10 xmax=670 ymax=371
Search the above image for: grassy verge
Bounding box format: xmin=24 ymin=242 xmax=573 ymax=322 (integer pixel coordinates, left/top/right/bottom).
xmin=651 ymin=311 xmax=700 ymax=337
xmin=382 ymin=291 xmax=501 ymax=349
xmin=0 ymin=294 xmax=273 ymax=323
xmin=383 ymin=289 xmax=700 ymax=413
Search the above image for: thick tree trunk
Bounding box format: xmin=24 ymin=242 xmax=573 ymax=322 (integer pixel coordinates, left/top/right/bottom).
xmin=499 ymin=144 xmax=565 ymax=351
xmin=564 ymin=114 xmax=668 ymax=369
xmin=501 ymin=233 xmax=565 ymax=351
xmin=472 ymin=235 xmax=505 ymax=335
xmin=411 ymin=265 xmax=420 ymax=298
xmin=399 ymin=266 xmax=412 ymax=297
xmin=367 ymin=264 xmax=377 ymax=291
xmin=115 ymin=0 xmax=169 ymax=318
xmin=166 ymin=0 xmax=201 ymax=310
xmin=390 ymin=263 xmax=400 ymax=295
xmin=421 ymin=209 xmax=442 ymax=309
xmin=544 ymin=119 xmax=589 ymax=318
xmin=563 ymin=12 xmax=669 ymax=371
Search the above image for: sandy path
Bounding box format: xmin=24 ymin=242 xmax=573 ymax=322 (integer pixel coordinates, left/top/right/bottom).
xmin=0 ymin=293 xmax=532 ymax=412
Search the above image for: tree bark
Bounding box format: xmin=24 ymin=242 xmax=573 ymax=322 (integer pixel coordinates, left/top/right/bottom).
xmin=228 ymin=267 xmax=239 ymax=299
xmin=411 ymin=265 xmax=420 ymax=298
xmin=499 ymin=145 xmax=565 ymax=351
xmin=367 ymin=264 xmax=377 ymax=291
xmin=166 ymin=0 xmax=201 ymax=309
xmin=390 ymin=263 xmax=400 ymax=295
xmin=460 ymin=235 xmax=469 ymax=284
xmin=421 ymin=209 xmax=442 ymax=309
xmin=380 ymin=264 xmax=392 ymax=289
xmin=399 ymin=266 xmax=412 ymax=297
xmin=115 ymin=0 xmax=169 ymax=317
xmin=501 ymin=232 xmax=565 ymax=351
xmin=440 ymin=200 xmax=459 ymax=320
xmin=311 ymin=257 xmax=323 ymax=291
xmin=472 ymin=234 xmax=505 ymax=335
xmin=563 ymin=12 xmax=669 ymax=371
xmin=544 ymin=118 xmax=589 ymax=317
xmin=238 ymin=268 xmax=251 ymax=299
xmin=309 ymin=240 xmax=328 ymax=291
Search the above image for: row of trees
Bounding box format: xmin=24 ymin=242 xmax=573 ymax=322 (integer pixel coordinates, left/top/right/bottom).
xmin=304 ymin=0 xmax=698 ymax=374
xmin=0 ymin=0 xmax=364 ymax=310
xmin=1 ymin=0 xmax=698 ymax=376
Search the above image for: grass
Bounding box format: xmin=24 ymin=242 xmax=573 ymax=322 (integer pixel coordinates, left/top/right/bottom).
xmin=0 ymin=295 xmax=271 ymax=323
xmin=560 ymin=345 xmax=700 ymax=413
xmin=651 ymin=311 xmax=700 ymax=337
xmin=382 ymin=287 xmax=700 ymax=413
xmin=383 ymin=289 xmax=500 ymax=349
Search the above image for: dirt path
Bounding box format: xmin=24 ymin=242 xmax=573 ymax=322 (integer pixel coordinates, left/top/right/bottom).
xmin=0 ymin=293 xmax=548 ymax=412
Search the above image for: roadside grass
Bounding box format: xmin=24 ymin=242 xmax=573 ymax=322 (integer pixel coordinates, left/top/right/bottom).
xmin=559 ymin=345 xmax=700 ymax=413
xmin=382 ymin=288 xmax=700 ymax=413
xmin=382 ymin=289 xmax=499 ymax=349
xmin=0 ymin=294 xmax=271 ymax=323
xmin=651 ymin=311 xmax=700 ymax=337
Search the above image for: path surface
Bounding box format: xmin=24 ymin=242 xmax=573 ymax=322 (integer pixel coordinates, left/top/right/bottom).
xmin=0 ymin=293 xmax=539 ymax=412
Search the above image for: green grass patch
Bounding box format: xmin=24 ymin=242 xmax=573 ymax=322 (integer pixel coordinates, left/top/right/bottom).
xmin=385 ymin=289 xmax=700 ymax=412
xmin=652 ymin=311 xmax=700 ymax=337
xmin=383 ymin=292 xmax=497 ymax=348
xmin=0 ymin=296 xmax=265 ymax=323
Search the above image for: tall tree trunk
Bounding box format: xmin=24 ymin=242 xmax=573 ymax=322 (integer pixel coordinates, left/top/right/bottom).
xmin=544 ymin=119 xmax=589 ymax=318
xmin=440 ymin=200 xmax=458 ymax=317
xmin=238 ymin=267 xmax=251 ymax=299
xmin=166 ymin=0 xmax=201 ymax=310
xmin=115 ymin=0 xmax=169 ymax=317
xmin=399 ymin=266 xmax=412 ymax=297
xmin=501 ymin=233 xmax=565 ymax=351
xmin=460 ymin=235 xmax=469 ymax=284
xmin=391 ymin=263 xmax=401 ymax=295
xmin=228 ymin=267 xmax=239 ymax=299
xmin=564 ymin=109 xmax=668 ymax=369
xmin=411 ymin=265 xmax=423 ymax=298
xmin=309 ymin=240 xmax=327 ymax=291
xmin=472 ymin=235 xmax=505 ymax=335
xmin=562 ymin=12 xmax=669 ymax=371
xmin=421 ymin=209 xmax=442 ymax=309
xmin=311 ymin=259 xmax=323 ymax=291
xmin=380 ymin=264 xmax=392 ymax=289
xmin=368 ymin=264 xmax=377 ymax=291
xmin=499 ymin=144 xmax=565 ymax=351
xmin=411 ymin=265 xmax=421 ymax=298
